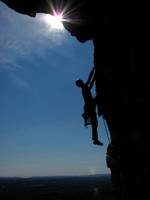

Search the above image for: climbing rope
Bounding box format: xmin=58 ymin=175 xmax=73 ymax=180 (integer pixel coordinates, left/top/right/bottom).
xmin=102 ymin=116 xmax=111 ymax=144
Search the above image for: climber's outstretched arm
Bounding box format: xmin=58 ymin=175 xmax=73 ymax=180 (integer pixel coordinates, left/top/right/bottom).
xmin=86 ymin=67 xmax=95 ymax=89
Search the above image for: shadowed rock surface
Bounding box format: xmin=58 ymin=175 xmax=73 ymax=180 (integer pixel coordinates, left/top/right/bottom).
xmin=1 ymin=1 xmax=150 ymax=199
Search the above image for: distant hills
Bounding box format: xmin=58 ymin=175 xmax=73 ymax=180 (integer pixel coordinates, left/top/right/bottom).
xmin=0 ymin=174 xmax=110 ymax=179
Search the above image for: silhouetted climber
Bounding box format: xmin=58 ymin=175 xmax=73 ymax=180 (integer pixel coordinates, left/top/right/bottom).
xmin=76 ymin=67 xmax=103 ymax=146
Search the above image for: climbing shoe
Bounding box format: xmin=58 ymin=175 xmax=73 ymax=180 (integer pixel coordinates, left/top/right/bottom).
xmin=93 ymin=140 xmax=103 ymax=146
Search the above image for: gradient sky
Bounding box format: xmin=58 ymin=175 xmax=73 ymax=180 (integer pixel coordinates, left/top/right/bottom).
xmin=0 ymin=2 xmax=110 ymax=177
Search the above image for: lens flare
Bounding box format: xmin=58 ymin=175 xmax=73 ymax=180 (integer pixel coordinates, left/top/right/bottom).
xmin=45 ymin=11 xmax=64 ymax=30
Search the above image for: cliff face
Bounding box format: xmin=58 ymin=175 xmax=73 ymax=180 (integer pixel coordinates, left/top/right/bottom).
xmin=65 ymin=3 xmax=150 ymax=198
xmin=1 ymin=1 xmax=150 ymax=199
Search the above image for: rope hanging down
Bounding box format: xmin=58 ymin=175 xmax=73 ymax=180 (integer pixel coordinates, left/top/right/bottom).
xmin=102 ymin=117 xmax=111 ymax=143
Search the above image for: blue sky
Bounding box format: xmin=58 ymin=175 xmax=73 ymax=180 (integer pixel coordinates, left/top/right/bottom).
xmin=0 ymin=2 xmax=110 ymax=177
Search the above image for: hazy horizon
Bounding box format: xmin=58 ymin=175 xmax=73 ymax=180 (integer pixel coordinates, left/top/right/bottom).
xmin=0 ymin=173 xmax=110 ymax=179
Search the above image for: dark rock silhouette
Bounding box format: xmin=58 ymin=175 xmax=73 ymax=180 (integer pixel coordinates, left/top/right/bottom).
xmin=1 ymin=0 xmax=51 ymax=16
xmin=1 ymin=1 xmax=150 ymax=199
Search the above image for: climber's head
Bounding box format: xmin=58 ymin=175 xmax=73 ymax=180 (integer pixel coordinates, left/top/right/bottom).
xmin=75 ymin=79 xmax=84 ymax=88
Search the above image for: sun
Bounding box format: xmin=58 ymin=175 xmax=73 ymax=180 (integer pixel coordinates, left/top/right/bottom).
xmin=45 ymin=12 xmax=64 ymax=30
